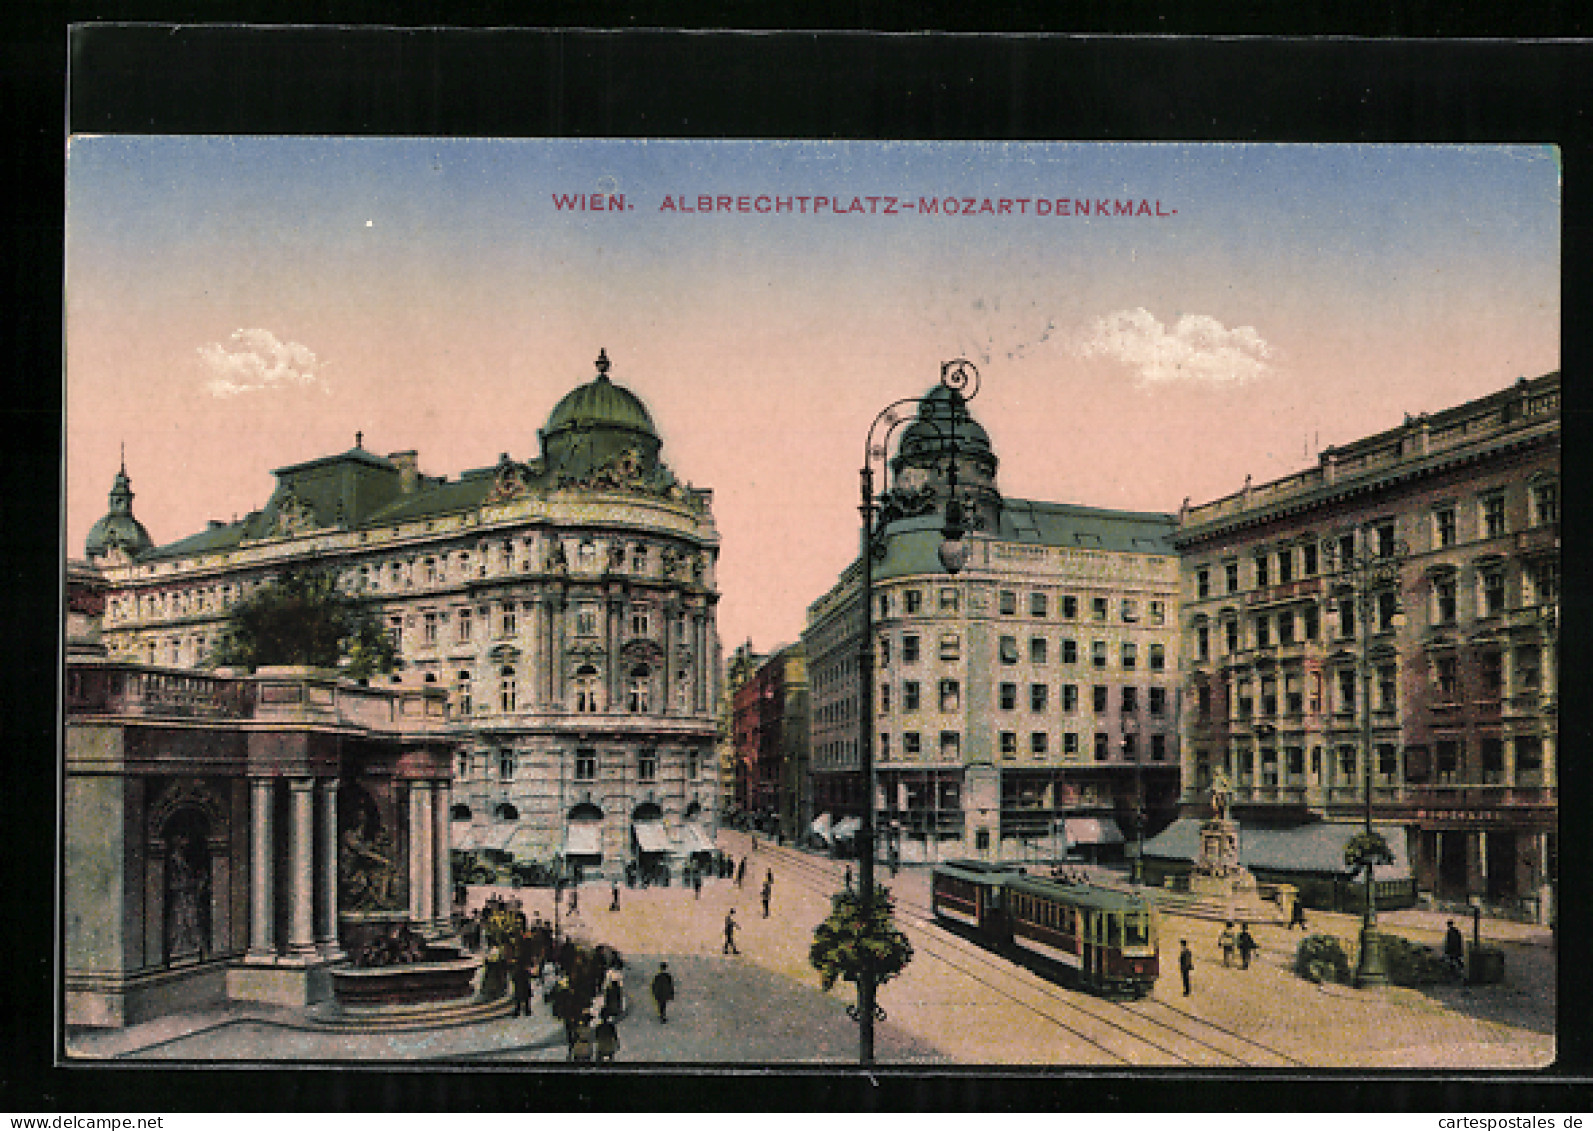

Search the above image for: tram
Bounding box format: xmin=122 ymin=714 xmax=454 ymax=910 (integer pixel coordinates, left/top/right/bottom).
xmin=931 ymin=860 xmax=1160 ymax=998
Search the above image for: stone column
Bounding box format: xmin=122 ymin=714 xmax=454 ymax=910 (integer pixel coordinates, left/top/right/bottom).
xmin=209 ymin=837 xmax=232 ymax=958
xmin=1504 ymin=734 xmax=1518 ymax=789
xmin=287 ymin=778 xmax=318 ymax=957
xmin=316 ymin=780 xmax=342 ymax=959
xmin=660 ymin=600 xmax=674 ymax=716
xmin=693 ymin=610 xmax=708 ymax=713
xmin=532 ymin=595 xmax=549 ymax=708
xmin=247 ymin=777 xmax=276 ymax=961
xmin=407 ymin=783 xmax=425 ymax=925
xmin=433 ymin=777 xmax=452 ymax=932
xmin=551 ymin=594 xmax=567 ymax=709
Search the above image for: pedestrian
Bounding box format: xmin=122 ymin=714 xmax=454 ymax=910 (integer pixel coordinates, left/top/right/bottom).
xmin=761 ymin=877 xmax=772 ymax=919
xmin=694 ymin=869 xmax=703 ymax=899
xmin=594 ymin=1014 xmax=620 ymax=1064
xmin=1218 ymin=920 xmax=1236 ymax=967
xmin=1236 ymin=923 xmax=1258 ymax=969
xmin=569 ymin=1013 xmax=595 ymax=1062
xmin=651 ymin=962 xmax=676 ymax=1022
xmin=610 ymin=880 xmax=620 ymax=912
xmin=1179 ymin=939 xmax=1194 ymax=996
xmin=723 ymin=908 xmax=741 ymax=954
xmin=736 ymin=857 xmax=746 ymax=888
xmin=1288 ymin=900 xmax=1308 ymax=931
xmin=509 ymin=933 xmax=533 ymax=1017
xmin=601 ymin=968 xmax=625 ymax=1021
xmin=1444 ymin=919 xmax=1465 ymax=977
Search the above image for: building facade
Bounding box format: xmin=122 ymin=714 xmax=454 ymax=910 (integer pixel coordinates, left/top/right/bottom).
xmin=731 ymin=643 xmax=810 ymax=841
xmin=1173 ymin=373 xmax=1558 ymax=920
xmin=802 ymin=387 xmax=1181 ymax=865
xmin=81 ymin=351 xmax=723 ymax=883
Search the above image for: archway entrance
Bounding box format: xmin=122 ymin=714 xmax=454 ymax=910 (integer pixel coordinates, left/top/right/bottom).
xmin=565 ymin=802 xmax=605 ymax=878
xmin=631 ymin=802 xmax=672 ymax=884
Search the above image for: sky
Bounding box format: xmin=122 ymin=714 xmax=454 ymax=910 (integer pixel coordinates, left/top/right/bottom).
xmin=65 ymin=138 xmax=1561 ymax=654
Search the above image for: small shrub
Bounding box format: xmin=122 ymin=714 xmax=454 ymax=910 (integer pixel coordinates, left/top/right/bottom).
xmin=1293 ymin=933 xmax=1351 ymax=985
xmin=1379 ymin=933 xmax=1455 ymax=986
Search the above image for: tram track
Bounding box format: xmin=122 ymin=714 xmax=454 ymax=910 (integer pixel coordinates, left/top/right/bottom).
xmin=756 ymin=838 xmax=1305 ymax=1068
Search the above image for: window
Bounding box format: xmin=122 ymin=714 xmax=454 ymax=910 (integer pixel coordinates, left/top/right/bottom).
xmin=498 ymin=748 xmax=516 ymax=781
xmin=1255 ymin=616 xmax=1272 ymax=648
xmin=499 ymin=666 xmax=517 ymax=712
xmin=1374 ymin=522 xmax=1396 ymax=559
xmin=1121 ymin=686 xmax=1138 ymax=714
xmin=686 ymin=751 xmax=699 ymax=779
xmin=1061 ymin=594 xmax=1078 ymax=619
xmin=1196 ymin=624 xmax=1210 ymax=661
xmin=905 ymin=589 xmax=923 ymax=614
xmin=903 ymin=732 xmax=922 ymax=756
xmin=1000 ymin=636 xmax=1019 ymax=664
xmin=1237 ymin=679 xmax=1253 ymax=719
xmin=940 ymin=680 xmax=962 ymax=712
xmin=1092 ymin=597 xmax=1109 ymax=621
xmin=879 ymin=637 xmax=891 ymax=668
xmin=1029 ymin=636 xmax=1048 ymax=664
xmin=1030 ymin=592 xmax=1048 ymax=617
xmin=1534 ymin=481 xmax=1558 ymax=527
xmin=1225 ymin=619 xmax=1240 ymax=654
xmin=638 ymin=748 xmax=658 ymax=782
xmin=1197 ymin=685 xmax=1211 ymax=719
xmin=1149 ymin=600 xmax=1166 ymax=626
xmin=631 ymin=608 xmax=651 ymax=636
xmin=501 ymin=604 xmax=518 ymax=636
xmin=1285 ymin=673 xmax=1302 ymax=715
xmin=1277 ymin=548 xmax=1294 ymax=584
xmin=1062 ymin=684 xmax=1079 ymax=712
xmin=902 ymin=635 xmax=920 ymax=663
xmin=1254 ymin=554 xmax=1270 ymax=588
xmin=1517 ymin=736 xmax=1543 ymax=773
xmin=575 ymin=665 xmax=601 ymax=713
xmin=1091 ymin=640 xmax=1107 ymax=668
xmin=939 ymin=587 xmax=959 ymax=613
xmin=879 ymin=684 xmax=891 ymax=714
xmin=388 ymin=615 xmax=403 ymax=651
xmin=1479 ymin=651 xmax=1502 ymax=698
xmin=1122 ymin=641 xmax=1138 ymax=669
xmin=1123 ymin=733 xmax=1139 ymax=760
xmin=1093 ymin=686 xmax=1109 ymax=712
xmin=878 ymin=593 xmax=891 ymax=618
xmin=999 ymin=682 xmax=1017 ymax=710
xmin=1149 ymin=687 xmax=1166 ymax=716
xmin=1337 ymin=592 xmax=1356 ymax=639
xmin=1302 ymin=542 xmax=1318 ymax=576
xmin=1031 ymin=732 xmax=1049 ymax=757
xmin=879 ymin=733 xmax=890 ymax=761
xmin=939 ymin=732 xmax=961 ymax=759
xmin=1094 ymin=733 xmax=1109 ymax=761
xmin=1302 ymin=604 xmax=1320 ymax=641
xmin=1528 ymin=559 xmax=1559 ymax=606
xmin=1480 ymin=568 xmax=1505 ymax=617
xmin=1149 ymin=643 xmax=1165 ymax=671
xmin=457 ymin=608 xmax=472 ymax=642
xmin=1434 ymin=574 xmax=1458 ymax=624
xmin=457 ymin=752 xmax=472 ymax=779
xmin=999 ymin=590 xmax=1017 ymax=615
xmin=1480 ymin=738 xmax=1503 ymax=783
xmin=1435 ymin=507 xmax=1457 ymax=547
xmin=1435 ymin=655 xmax=1458 ymax=700
xmin=904 ymin=681 xmax=921 ymax=711
xmin=1515 ymin=645 xmax=1541 ymax=691
xmin=422 ymin=611 xmax=438 ymax=645
xmin=1436 ymin=740 xmax=1459 ymax=781
xmin=1031 ymin=683 xmax=1048 ymax=711
xmin=1277 ymin=610 xmax=1295 ymax=645
xmin=1121 ymin=598 xmax=1138 ymax=622
xmin=1064 ymin=732 xmax=1080 ymax=757
xmin=1482 ymin=493 xmax=1506 ymax=539
xmin=1197 ymin=569 xmax=1210 ymax=600
xmin=628 ymin=664 xmax=652 ymax=713
xmin=1061 ymin=638 xmax=1078 ymax=664
xmin=1337 ymin=669 xmax=1356 ymax=713
xmin=457 ymin=670 xmax=473 ymax=716
xmin=1000 ymin=732 xmax=1018 ymax=759
xmin=1151 ymin=734 xmax=1167 ymax=762
xmin=1226 ymin=562 xmax=1240 ymax=594
xmin=575 ymin=748 xmax=597 ymax=781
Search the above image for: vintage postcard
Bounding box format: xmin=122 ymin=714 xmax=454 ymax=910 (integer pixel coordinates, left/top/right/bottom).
xmin=62 ymin=133 xmax=1558 ymax=1078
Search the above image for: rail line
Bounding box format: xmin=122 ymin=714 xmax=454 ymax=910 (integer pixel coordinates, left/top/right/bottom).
xmin=756 ymin=838 xmax=1305 ymax=1068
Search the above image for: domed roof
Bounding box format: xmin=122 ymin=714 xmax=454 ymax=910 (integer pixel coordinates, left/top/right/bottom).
xmin=896 ymin=384 xmax=993 ymax=461
xmin=85 ymin=462 xmax=155 ymax=560
xmin=543 ymin=349 xmax=658 ymax=440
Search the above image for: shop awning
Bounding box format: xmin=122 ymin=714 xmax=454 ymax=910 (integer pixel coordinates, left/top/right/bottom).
xmin=633 ymin=821 xmax=673 ymax=854
xmin=832 ymin=816 xmax=861 ymax=841
xmin=678 ymin=823 xmax=715 ymax=854
xmin=504 ymin=825 xmax=542 ymax=857
xmin=1065 ymin=817 xmax=1124 ymax=845
xmin=811 ymin=813 xmax=833 ymax=843
xmin=564 ymin=822 xmax=603 ymax=857
xmin=450 ymin=823 xmax=480 ymax=851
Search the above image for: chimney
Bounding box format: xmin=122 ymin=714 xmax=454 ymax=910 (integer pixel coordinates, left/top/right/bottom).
xmin=388 ymin=450 xmax=420 ymax=493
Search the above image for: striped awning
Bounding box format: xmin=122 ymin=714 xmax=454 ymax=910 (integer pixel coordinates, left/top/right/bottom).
xmin=1065 ymin=817 xmax=1124 ymax=845
xmin=633 ymin=821 xmax=673 ymax=853
xmin=564 ymin=822 xmax=603 ymax=856
xmin=678 ymin=823 xmax=715 ymax=853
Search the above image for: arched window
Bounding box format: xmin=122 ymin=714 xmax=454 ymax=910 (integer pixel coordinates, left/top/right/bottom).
xmin=450 ymin=802 xmax=473 ymax=821
xmin=495 ymin=802 xmax=519 ymax=821
xmin=628 ymin=664 xmax=652 ymax=713
xmin=575 ymin=664 xmax=602 ymax=713
xmin=500 ymin=665 xmax=516 ymax=712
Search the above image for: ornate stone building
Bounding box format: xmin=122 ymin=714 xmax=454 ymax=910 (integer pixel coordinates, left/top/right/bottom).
xmin=1171 ymin=372 xmax=1558 ymax=920
xmin=801 ymin=387 xmax=1181 ymax=865
xmin=81 ymin=351 xmax=722 ymax=884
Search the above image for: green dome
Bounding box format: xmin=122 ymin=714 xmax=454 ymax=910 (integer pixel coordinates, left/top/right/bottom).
xmin=85 ymin=463 xmax=154 ymax=560
xmin=543 ymin=349 xmax=658 ymax=440
xmin=896 ymin=384 xmax=993 ymax=462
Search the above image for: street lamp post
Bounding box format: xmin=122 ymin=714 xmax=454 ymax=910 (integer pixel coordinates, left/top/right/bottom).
xmin=1323 ymin=524 xmax=1408 ymax=988
xmin=853 ymin=358 xmax=980 ymax=1064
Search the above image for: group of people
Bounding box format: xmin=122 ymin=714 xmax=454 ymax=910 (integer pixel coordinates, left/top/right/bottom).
xmin=1176 ymin=920 xmax=1261 ymax=996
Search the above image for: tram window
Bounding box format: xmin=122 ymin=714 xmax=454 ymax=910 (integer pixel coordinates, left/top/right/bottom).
xmin=1124 ymin=914 xmax=1149 ymax=947
xmin=1107 ymin=915 xmax=1121 ymax=949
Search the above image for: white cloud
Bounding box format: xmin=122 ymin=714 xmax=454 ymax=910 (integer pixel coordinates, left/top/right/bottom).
xmin=198 ymin=329 xmax=325 ymax=397
xmin=1075 ymin=307 xmax=1274 ymax=385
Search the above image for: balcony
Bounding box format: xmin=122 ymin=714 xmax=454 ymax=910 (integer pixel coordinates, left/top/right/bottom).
xmin=65 ymin=662 xmax=253 ymax=720
xmin=1243 ymin=576 xmax=1324 ymax=608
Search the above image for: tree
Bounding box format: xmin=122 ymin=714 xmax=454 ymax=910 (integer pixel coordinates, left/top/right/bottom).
xmin=809 ymin=884 xmax=913 ymax=993
xmin=208 ymin=568 xmax=395 ymax=679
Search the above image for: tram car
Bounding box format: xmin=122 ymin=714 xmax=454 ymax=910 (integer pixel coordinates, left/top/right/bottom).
xmin=931 ymin=860 xmax=1160 ymax=998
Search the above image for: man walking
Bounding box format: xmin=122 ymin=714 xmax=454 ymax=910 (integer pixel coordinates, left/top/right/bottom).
xmin=736 ymin=857 xmax=747 ymax=888
xmin=760 ymin=874 xmax=773 ymax=919
xmin=1218 ymin=921 xmax=1236 ymax=967
xmin=1179 ymin=939 xmax=1194 ymax=996
xmin=1444 ymin=919 xmax=1465 ymax=977
xmin=650 ymin=962 xmax=675 ymax=1023
xmin=723 ymin=908 xmax=741 ymax=954
xmin=1236 ymin=923 xmax=1258 ymax=970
